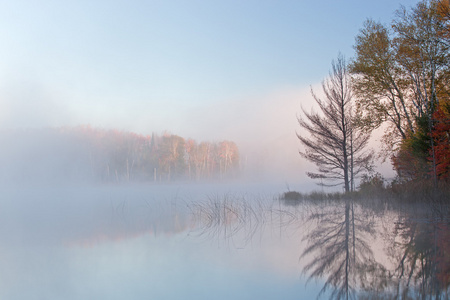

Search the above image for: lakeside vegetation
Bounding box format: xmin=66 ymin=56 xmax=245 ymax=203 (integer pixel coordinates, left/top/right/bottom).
xmin=297 ymin=0 xmax=450 ymax=200
xmin=282 ymin=172 xmax=450 ymax=203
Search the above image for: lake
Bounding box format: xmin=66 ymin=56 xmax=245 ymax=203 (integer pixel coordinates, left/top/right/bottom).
xmin=0 ymin=183 xmax=448 ymax=299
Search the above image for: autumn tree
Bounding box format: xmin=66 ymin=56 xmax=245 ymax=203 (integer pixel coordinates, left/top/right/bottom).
xmin=351 ymin=0 xmax=450 ymax=184
xmin=197 ymin=142 xmax=213 ymax=179
xmin=432 ymin=99 xmax=450 ymax=179
xmin=0 ymin=127 xmax=241 ymax=183
xmin=218 ymin=141 xmax=240 ymax=178
xmin=351 ymin=19 xmax=413 ymax=151
xmin=185 ymin=138 xmax=198 ymax=180
xmin=438 ymin=0 xmax=450 ymax=45
xmin=158 ymin=133 xmax=186 ymax=181
xmin=297 ymin=54 xmax=373 ymax=192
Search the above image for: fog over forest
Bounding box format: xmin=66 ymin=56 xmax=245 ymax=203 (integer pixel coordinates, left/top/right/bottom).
xmin=0 ymin=85 xmax=325 ymax=189
xmin=0 ymin=124 xmax=313 ymax=189
xmin=0 ymin=81 xmax=395 ymax=191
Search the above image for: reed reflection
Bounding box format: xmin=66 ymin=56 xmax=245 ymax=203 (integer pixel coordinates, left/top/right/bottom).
xmin=189 ymin=194 xmax=284 ymax=247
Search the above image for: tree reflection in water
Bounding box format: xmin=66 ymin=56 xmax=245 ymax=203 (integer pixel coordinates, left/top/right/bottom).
xmin=190 ymin=194 xmax=450 ymax=299
xmin=300 ymin=199 xmax=378 ymax=299
xmin=299 ymin=199 xmax=450 ymax=299
xmin=382 ymin=204 xmax=450 ymax=299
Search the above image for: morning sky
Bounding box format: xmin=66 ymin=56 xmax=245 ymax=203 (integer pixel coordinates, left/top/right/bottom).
xmin=0 ymin=0 xmax=419 ymax=182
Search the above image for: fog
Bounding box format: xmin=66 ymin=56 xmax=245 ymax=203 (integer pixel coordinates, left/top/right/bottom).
xmin=0 ymin=80 xmax=325 ymax=190
xmin=0 ymin=79 xmax=393 ymax=191
xmin=0 ymin=0 xmax=415 ymax=191
xmin=0 ymin=1 xmax=431 ymax=299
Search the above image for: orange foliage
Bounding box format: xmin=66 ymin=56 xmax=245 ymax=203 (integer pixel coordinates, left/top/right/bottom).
xmin=438 ymin=0 xmax=450 ymax=39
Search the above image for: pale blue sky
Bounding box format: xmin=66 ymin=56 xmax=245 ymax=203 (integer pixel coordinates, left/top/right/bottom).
xmin=0 ymin=0 xmax=418 ymax=180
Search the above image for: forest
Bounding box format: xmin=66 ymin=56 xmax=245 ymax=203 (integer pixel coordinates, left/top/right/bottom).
xmin=0 ymin=126 xmax=240 ymax=184
xmin=297 ymin=0 xmax=450 ymax=199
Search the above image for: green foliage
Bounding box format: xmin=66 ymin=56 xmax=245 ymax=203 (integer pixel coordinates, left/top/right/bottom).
xmin=410 ymin=115 xmax=433 ymax=161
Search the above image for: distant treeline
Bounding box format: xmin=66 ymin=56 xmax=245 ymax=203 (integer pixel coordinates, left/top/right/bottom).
xmin=0 ymin=126 xmax=240 ymax=183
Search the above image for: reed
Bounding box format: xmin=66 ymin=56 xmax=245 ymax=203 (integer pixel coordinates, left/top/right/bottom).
xmin=188 ymin=192 xmax=305 ymax=244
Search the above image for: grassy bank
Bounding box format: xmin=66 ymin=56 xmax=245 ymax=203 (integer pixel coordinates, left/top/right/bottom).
xmin=281 ymin=180 xmax=450 ymax=203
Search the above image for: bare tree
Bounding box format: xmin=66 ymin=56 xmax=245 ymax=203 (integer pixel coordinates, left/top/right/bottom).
xmin=297 ymin=54 xmax=373 ymax=192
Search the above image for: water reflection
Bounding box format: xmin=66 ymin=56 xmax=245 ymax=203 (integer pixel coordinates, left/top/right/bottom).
xmin=299 ymin=199 xmax=378 ymax=299
xmin=382 ymin=205 xmax=450 ymax=299
xmin=1 ymin=185 xmax=449 ymax=299
xmin=295 ymin=199 xmax=450 ymax=299
xmin=0 ymin=185 xmax=321 ymax=300
xmin=195 ymin=195 xmax=450 ymax=299
xmin=0 ymin=186 xmax=191 ymax=246
xmin=190 ymin=193 xmax=278 ymax=247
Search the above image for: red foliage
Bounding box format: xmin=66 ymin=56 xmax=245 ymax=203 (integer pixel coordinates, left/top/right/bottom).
xmin=431 ymin=107 xmax=450 ymax=179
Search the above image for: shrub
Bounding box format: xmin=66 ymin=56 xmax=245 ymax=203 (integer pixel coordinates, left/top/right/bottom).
xmin=282 ymin=191 xmax=303 ymax=200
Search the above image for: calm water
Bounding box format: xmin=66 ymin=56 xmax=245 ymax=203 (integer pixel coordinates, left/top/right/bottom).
xmin=0 ymin=183 xmax=449 ymax=299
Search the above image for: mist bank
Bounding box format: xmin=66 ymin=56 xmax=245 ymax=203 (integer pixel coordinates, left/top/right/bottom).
xmin=0 ymin=126 xmax=243 ymax=185
xmin=0 ymin=125 xmax=316 ymax=191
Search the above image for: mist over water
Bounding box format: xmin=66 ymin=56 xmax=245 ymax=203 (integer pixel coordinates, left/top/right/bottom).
xmin=0 ymin=78 xmax=386 ymax=191
xmin=1 ymin=181 xmax=448 ymax=299
xmin=0 ymin=124 xmax=447 ymax=299
xmin=0 ymin=128 xmax=93 ymax=185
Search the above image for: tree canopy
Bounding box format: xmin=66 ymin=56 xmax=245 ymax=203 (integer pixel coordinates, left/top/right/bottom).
xmin=298 ymin=0 xmax=450 ymax=193
xmin=350 ymin=0 xmax=450 ymax=186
